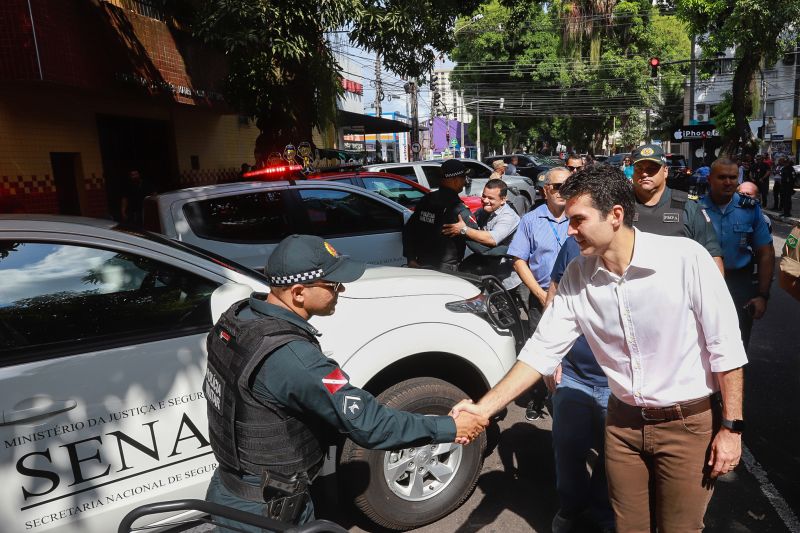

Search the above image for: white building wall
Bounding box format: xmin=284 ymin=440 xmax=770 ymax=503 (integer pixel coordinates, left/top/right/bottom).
xmin=434 ymin=67 xmax=474 ymax=124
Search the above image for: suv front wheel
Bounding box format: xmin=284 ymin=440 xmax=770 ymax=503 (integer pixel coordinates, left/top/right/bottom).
xmin=339 ymin=377 xmax=486 ymax=530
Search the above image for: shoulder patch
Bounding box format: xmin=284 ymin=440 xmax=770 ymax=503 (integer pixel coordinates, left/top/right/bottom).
xmin=342 ymin=394 xmax=364 ymax=420
xmin=322 ymin=368 xmax=348 ymax=394
xmin=787 ymin=233 xmax=799 ymax=249
xmin=700 ymin=208 xmax=711 ymax=223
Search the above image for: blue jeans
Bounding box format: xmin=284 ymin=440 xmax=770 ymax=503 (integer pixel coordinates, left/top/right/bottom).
xmin=551 ymin=374 xmax=614 ymax=529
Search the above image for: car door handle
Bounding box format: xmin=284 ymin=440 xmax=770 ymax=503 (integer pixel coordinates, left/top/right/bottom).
xmin=2 ymin=399 xmax=77 ymax=425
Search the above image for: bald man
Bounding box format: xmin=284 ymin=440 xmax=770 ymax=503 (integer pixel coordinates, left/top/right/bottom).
xmin=738 ymin=181 xmax=772 ymax=234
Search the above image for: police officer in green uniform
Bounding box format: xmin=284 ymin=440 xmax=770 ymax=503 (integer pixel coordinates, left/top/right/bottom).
xmin=630 ymin=144 xmax=724 ymax=272
xmin=403 ymin=159 xmax=478 ymax=270
xmin=204 ymin=235 xmax=488 ymax=532
xmin=700 ymin=158 xmax=774 ymax=348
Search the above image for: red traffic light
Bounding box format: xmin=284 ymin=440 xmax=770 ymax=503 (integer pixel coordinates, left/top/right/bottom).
xmin=649 ymin=57 xmax=660 ymax=67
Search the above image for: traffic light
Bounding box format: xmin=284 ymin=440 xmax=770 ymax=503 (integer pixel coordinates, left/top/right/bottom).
xmin=429 ymin=74 xmax=438 ymax=92
xmin=649 ymin=57 xmax=660 ymax=78
xmin=433 ymin=91 xmax=441 ymax=108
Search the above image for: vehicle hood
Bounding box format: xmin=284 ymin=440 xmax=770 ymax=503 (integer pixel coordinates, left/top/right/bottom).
xmin=342 ymin=266 xmax=480 ymax=299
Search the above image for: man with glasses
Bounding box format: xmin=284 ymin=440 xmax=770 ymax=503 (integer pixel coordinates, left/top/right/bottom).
xmin=509 ymin=167 xmax=571 ymax=334
xmin=565 ymin=153 xmax=584 ymax=174
xmin=700 ymin=158 xmax=774 ymax=349
xmin=204 ymin=234 xmax=488 ymax=531
xmin=631 ymin=144 xmax=724 ymax=273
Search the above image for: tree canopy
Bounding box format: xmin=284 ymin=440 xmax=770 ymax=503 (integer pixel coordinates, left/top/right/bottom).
xmin=182 ymin=0 xmax=480 ymax=161
xmin=675 ymin=0 xmax=800 ymax=152
xmin=450 ymin=0 xmax=690 ymax=155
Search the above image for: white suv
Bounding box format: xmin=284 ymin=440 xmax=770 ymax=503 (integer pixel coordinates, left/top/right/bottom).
xmin=364 ymin=159 xmax=536 ymax=214
xmin=0 ymin=216 xmax=521 ymax=533
xmin=143 ymin=180 xmax=412 ymax=271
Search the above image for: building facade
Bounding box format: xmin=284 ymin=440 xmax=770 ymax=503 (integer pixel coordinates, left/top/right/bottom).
xmin=0 ymin=0 xmax=260 ymax=217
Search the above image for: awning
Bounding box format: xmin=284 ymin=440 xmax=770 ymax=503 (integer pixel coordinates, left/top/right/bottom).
xmin=337 ymin=110 xmax=411 ymax=134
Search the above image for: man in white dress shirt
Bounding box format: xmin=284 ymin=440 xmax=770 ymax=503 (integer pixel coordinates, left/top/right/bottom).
xmin=453 ymin=164 xmax=747 ymax=532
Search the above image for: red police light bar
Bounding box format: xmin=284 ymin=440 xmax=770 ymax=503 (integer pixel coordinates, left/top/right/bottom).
xmin=649 ymin=57 xmax=660 ymax=67
xmin=243 ymin=164 xmax=304 ymax=180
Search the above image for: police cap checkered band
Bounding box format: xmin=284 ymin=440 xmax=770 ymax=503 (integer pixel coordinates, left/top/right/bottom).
xmin=266 ymin=235 xmax=366 ymax=286
xmin=441 ymin=159 xmax=467 ymax=179
xmin=268 ymin=269 xmax=324 ymax=286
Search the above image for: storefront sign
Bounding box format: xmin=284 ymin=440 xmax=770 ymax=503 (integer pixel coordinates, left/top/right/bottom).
xmin=672 ymin=126 xmax=720 ymax=141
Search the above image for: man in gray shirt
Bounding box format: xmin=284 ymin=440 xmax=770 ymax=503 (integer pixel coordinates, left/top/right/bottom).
xmin=442 ymin=178 xmax=521 ymax=289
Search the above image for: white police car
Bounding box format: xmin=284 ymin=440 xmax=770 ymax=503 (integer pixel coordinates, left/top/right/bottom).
xmin=0 ymin=216 xmax=521 ymax=532
xmin=143 ymin=180 xmax=411 ymax=271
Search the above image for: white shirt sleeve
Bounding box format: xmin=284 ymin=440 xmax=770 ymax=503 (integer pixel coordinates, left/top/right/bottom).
xmin=689 ymin=245 xmax=749 ymax=372
xmin=517 ymin=263 xmax=582 ymax=375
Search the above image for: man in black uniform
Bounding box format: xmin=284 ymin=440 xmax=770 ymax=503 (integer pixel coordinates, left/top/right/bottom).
xmin=204 ymin=234 xmax=488 ymax=532
xmin=403 ymin=158 xmax=478 ymax=270
xmin=630 ymin=144 xmax=724 ymax=272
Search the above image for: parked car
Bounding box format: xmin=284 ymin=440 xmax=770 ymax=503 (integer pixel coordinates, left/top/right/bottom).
xmin=665 ymin=153 xmax=693 ymax=192
xmin=607 ymin=152 xmax=631 ymax=168
xmin=364 ymin=160 xmax=534 ymax=214
xmin=144 ymin=180 xmax=412 ymax=271
xmin=482 ymin=154 xmax=555 ymax=183
xmin=310 ymin=171 xmax=483 ymax=212
xmin=0 ymin=216 xmax=522 ymax=532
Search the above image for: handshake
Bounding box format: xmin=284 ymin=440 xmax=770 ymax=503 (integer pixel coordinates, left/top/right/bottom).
xmin=449 ymin=399 xmax=490 ymax=445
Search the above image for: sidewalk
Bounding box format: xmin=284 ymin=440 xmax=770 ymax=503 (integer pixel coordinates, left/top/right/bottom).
xmin=762 ymin=187 xmax=799 ymax=225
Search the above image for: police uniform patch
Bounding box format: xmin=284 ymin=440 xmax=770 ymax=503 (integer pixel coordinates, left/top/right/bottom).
xmin=787 ymin=233 xmax=799 ymax=249
xmin=204 ymin=363 xmax=224 ymax=416
xmin=324 ymin=242 xmax=339 ymax=257
xmin=322 ymin=368 xmax=348 ymax=394
xmin=419 ymin=210 xmax=436 ymax=224
xmin=342 ymin=394 xmax=363 ymax=420
xmin=700 ymin=208 xmax=711 ymax=223
xmin=663 ymin=212 xmax=680 ymax=223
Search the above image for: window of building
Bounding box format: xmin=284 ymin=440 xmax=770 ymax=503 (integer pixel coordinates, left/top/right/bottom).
xmin=182 ymin=191 xmax=291 ymax=243
xmin=764 ymin=101 xmax=775 ymax=118
xmin=296 ymin=188 xmax=403 ymax=237
xmin=0 ymin=241 xmax=218 ymax=359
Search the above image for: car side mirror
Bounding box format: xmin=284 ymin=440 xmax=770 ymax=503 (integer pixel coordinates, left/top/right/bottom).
xmin=211 ymin=282 xmax=254 ymax=323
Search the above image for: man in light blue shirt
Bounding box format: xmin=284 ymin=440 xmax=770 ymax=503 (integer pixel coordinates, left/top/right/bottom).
xmin=508 ymin=167 xmax=570 ymax=334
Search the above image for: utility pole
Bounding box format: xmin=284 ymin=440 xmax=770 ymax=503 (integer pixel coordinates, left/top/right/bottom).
xmin=689 ymin=35 xmax=696 ymax=123
xmin=476 ymin=88 xmax=481 ymax=161
xmin=760 ymin=70 xmax=767 ymax=145
xmin=460 ymin=90 xmax=465 ymax=156
xmin=374 ymin=53 xmax=382 ymax=161
xmin=411 ymin=80 xmax=419 ymax=161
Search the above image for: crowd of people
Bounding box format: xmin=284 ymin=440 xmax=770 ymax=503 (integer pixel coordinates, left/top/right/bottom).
xmin=202 ymin=147 xmax=800 ymax=533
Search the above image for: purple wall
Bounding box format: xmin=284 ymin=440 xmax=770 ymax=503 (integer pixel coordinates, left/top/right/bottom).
xmin=430 ymin=117 xmax=472 ymax=152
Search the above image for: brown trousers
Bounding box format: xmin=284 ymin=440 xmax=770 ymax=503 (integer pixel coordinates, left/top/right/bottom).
xmin=605 ymin=395 xmax=719 ymax=533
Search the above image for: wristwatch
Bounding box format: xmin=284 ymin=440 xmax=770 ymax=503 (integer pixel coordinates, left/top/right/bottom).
xmin=721 ymin=418 xmax=745 ymax=433
xmin=459 ymin=226 xmax=468 ymax=236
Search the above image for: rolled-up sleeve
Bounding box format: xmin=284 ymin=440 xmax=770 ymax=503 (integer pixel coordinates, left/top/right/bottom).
xmin=488 ymin=209 xmax=519 ymax=245
xmin=690 ymin=248 xmax=749 ymax=372
xmin=517 ymin=264 xmax=582 ymax=375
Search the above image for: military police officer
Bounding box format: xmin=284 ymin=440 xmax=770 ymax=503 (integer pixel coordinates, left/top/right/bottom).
xmin=403 ymin=159 xmax=478 ymax=270
xmin=630 ymin=144 xmax=724 ymax=272
xmin=204 ymin=234 xmax=488 ymax=532
xmin=700 ymin=158 xmax=774 ymax=348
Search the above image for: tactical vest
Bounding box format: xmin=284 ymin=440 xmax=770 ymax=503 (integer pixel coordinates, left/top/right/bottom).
xmin=205 ymin=300 xmax=325 ymax=480
xmin=633 ymin=189 xmax=688 ymax=237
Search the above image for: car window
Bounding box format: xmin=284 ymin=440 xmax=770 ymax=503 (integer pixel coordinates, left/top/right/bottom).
xmin=0 ymin=241 xmax=218 ymax=360
xmin=462 ymin=161 xmax=492 ymax=180
xmin=182 ymin=190 xmax=292 ymax=243
xmin=667 ymin=155 xmax=687 ymax=167
xmin=380 ymin=167 xmax=417 ymax=181
xmin=362 ymin=176 xmax=426 ymax=209
xmin=296 ymin=188 xmax=404 ymax=236
xmin=421 ymin=166 xmax=443 ymax=188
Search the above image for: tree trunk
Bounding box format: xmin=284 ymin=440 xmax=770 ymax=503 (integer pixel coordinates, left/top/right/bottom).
xmin=725 ymin=49 xmax=760 ymax=155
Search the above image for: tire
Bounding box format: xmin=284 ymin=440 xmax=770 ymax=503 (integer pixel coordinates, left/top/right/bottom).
xmin=339 ymin=377 xmax=486 ymax=530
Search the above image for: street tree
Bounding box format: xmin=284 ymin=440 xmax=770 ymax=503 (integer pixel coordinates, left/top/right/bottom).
xmin=181 ymin=0 xmax=480 ymax=162
xmin=675 ymin=0 xmax=800 ymax=152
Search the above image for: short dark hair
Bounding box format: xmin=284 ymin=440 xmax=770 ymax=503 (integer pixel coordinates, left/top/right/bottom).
xmin=560 ymin=164 xmax=635 ymax=227
xmin=484 ymin=178 xmax=508 ymax=197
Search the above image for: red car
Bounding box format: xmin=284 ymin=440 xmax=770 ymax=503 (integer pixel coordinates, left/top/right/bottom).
xmin=311 ymin=171 xmax=483 ymax=212
xmin=243 ymin=165 xmax=482 ymax=212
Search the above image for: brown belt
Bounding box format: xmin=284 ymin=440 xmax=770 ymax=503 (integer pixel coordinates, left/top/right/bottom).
xmin=612 ymin=393 xmax=720 ymax=422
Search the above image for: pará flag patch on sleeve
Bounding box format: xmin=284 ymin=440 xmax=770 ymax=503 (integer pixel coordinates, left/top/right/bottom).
xmin=322 ymin=367 xmax=348 ymax=394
